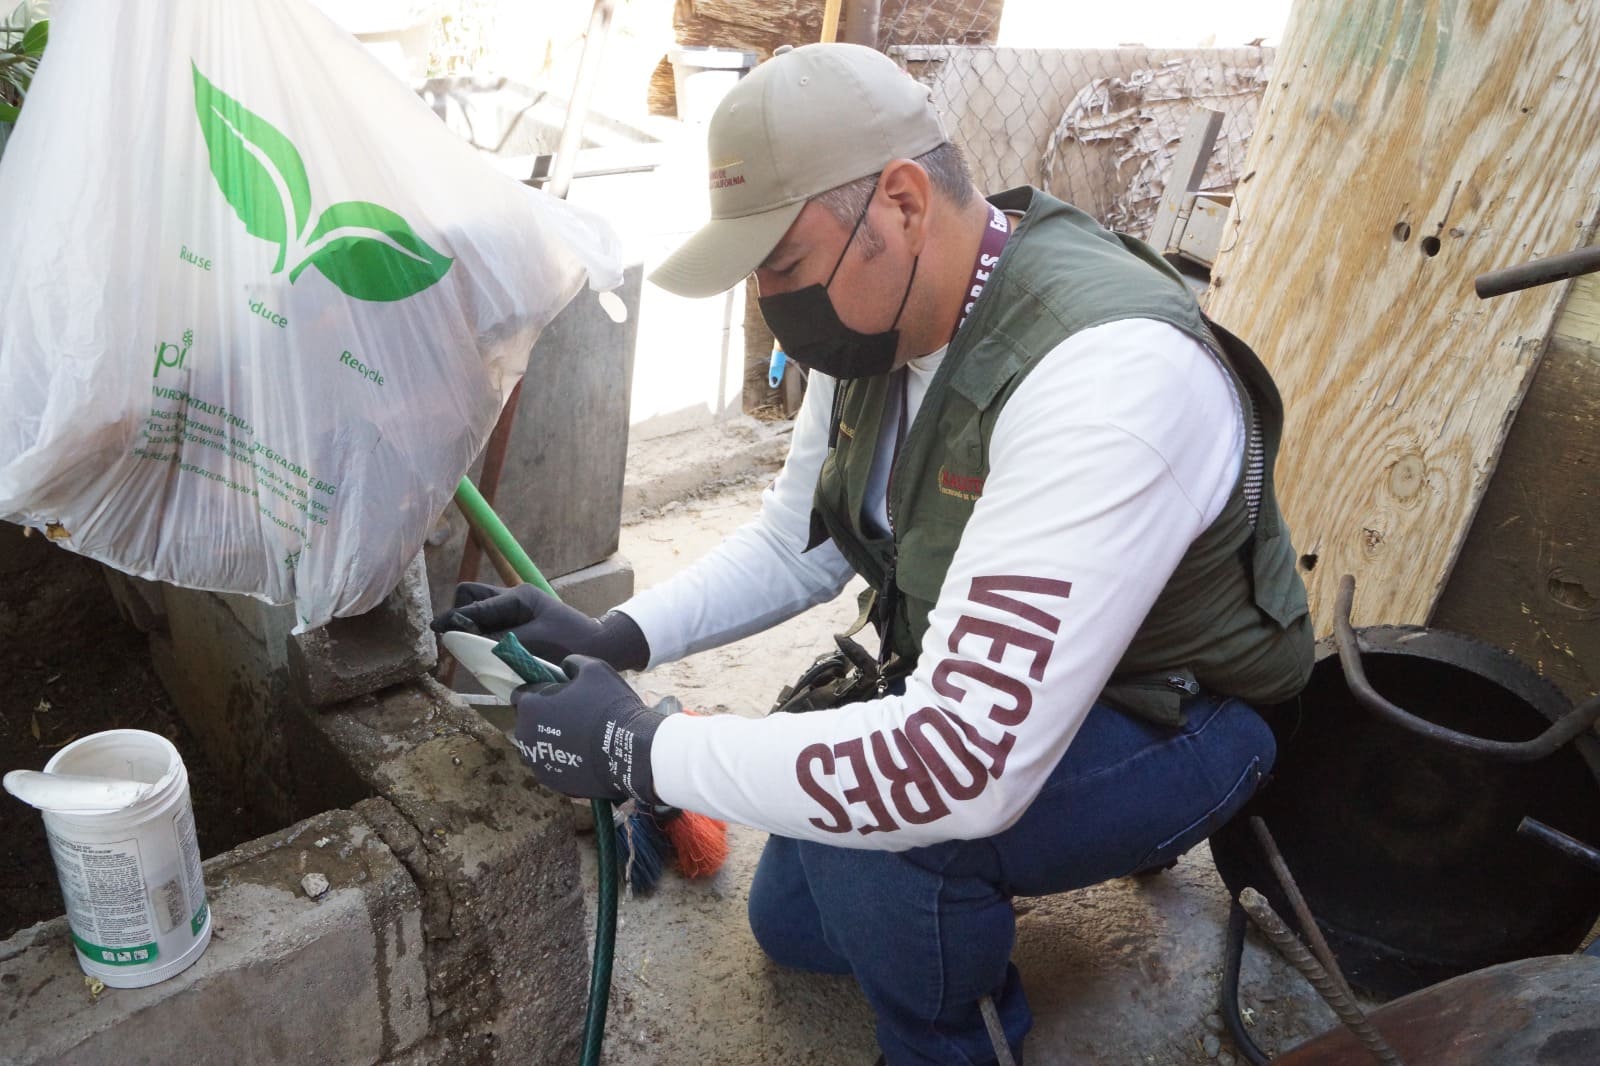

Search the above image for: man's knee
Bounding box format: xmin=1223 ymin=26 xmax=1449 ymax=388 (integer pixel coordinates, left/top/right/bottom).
xmin=747 ymin=859 xmax=851 ymax=974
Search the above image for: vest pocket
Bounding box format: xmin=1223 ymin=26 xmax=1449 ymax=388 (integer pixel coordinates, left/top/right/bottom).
xmin=1250 ymin=528 xmax=1310 ymax=629
xmin=1101 ymin=669 xmax=1200 ymax=727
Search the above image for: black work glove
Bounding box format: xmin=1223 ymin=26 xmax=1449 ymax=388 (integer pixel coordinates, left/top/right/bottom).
xmin=430 ymin=582 xmax=650 ymax=672
xmin=511 ymin=655 xmax=665 ymax=805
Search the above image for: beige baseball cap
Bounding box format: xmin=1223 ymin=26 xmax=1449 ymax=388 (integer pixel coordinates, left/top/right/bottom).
xmin=649 ymin=43 xmax=948 ymax=299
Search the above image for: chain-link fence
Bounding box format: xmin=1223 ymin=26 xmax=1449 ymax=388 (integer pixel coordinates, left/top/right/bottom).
xmin=877 ymin=1 xmax=1272 ymax=242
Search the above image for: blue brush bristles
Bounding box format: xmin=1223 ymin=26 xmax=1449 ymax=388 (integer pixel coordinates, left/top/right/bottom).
xmin=615 ymin=804 xmax=672 ymax=893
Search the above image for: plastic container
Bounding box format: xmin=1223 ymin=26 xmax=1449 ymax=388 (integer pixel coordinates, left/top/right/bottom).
xmin=37 ymin=730 xmax=211 ymax=988
xmin=668 ymin=46 xmax=759 ymax=125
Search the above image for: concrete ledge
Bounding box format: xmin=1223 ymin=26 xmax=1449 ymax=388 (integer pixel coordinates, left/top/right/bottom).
xmin=621 ymin=414 xmax=791 ymax=519
xmin=550 ymin=552 xmax=635 ymax=618
xmin=0 ymin=809 xmax=428 ymax=1065
xmin=312 ymin=676 xmax=588 ymax=1064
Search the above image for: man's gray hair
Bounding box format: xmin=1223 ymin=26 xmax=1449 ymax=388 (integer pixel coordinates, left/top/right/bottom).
xmin=810 ymin=142 xmax=976 ymax=259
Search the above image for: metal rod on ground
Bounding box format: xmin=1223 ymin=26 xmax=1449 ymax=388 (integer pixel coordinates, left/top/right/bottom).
xmin=453 ymin=478 xmax=556 ymax=596
xmin=1248 ymin=816 xmax=1359 ymax=1005
xmin=977 ymin=995 xmax=1016 ymax=1066
xmin=453 ymin=379 xmax=523 ymax=598
xmin=1237 ymin=888 xmax=1405 ymax=1066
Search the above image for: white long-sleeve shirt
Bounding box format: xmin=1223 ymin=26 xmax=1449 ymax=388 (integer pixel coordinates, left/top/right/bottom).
xmin=618 ymin=318 xmax=1244 ymax=850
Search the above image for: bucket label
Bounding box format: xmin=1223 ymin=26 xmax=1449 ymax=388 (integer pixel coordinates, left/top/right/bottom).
xmin=46 ymin=834 xmax=158 ymax=951
xmin=155 ymin=876 xmax=187 ymax=935
xmin=71 ymin=932 xmax=159 ymax=966
xmin=174 ymin=803 xmax=207 ymax=934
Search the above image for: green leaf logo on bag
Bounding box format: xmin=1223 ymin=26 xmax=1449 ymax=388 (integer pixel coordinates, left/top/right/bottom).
xmin=191 ymin=63 xmax=453 ymax=302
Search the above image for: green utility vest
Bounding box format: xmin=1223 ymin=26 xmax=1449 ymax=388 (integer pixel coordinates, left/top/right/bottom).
xmin=810 ymin=188 xmax=1313 ymax=725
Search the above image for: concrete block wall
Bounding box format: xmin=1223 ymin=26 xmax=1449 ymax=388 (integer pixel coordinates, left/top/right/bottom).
xmin=13 ymin=245 xmax=637 ymax=1058
xmin=102 ymin=552 xmax=438 ymax=829
xmin=2 ymin=810 xmax=430 ymax=1065
xmin=423 ymin=264 xmax=643 ymax=620
xmin=2 ymin=677 xmax=588 ymax=1065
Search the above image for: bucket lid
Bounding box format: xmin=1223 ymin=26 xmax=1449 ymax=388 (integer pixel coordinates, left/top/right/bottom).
xmin=3 ymin=769 xmax=155 ymax=813
xmin=10 ymin=729 xmax=184 ymax=817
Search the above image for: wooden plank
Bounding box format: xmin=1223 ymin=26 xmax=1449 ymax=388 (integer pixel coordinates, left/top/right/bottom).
xmin=1148 ymin=109 xmax=1224 ymax=254
xmin=1431 ymin=272 xmax=1600 ymax=699
xmin=1205 ymin=0 xmax=1600 ymax=633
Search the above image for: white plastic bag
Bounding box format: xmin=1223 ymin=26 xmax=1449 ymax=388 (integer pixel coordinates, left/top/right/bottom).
xmin=0 ymin=0 xmax=621 ymax=629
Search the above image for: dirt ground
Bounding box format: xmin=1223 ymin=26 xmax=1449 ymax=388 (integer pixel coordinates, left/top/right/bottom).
xmin=581 ymin=430 xmax=1340 ymax=1065
xmin=0 ymin=532 xmax=267 ymax=941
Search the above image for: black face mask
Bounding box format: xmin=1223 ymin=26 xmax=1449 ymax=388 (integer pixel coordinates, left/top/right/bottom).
xmin=758 ymin=192 xmax=918 ymax=380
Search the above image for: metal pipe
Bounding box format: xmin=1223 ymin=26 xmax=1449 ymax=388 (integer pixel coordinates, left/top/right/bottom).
xmin=1238 ymin=888 xmax=1405 ymax=1066
xmin=1249 ymin=817 xmax=1359 ymax=1006
xmin=843 ymin=0 xmax=882 ymax=48
xmin=1517 ymin=816 xmax=1600 ymax=875
xmin=1475 ymin=245 xmax=1600 ymax=299
xmin=1334 ymin=574 xmax=1600 ymax=761
xmin=547 ymin=0 xmax=618 ymax=202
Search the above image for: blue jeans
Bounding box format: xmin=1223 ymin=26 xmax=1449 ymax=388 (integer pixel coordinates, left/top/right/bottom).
xmin=747 ymin=695 xmax=1275 ymax=1065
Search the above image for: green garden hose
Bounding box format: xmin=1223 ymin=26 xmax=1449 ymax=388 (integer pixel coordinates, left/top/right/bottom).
xmin=453 ymin=476 xmax=617 ymax=1066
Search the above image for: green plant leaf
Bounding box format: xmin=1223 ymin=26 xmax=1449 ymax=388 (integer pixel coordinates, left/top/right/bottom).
xmin=19 ymin=18 xmax=44 ymax=56
xmin=0 ymin=100 xmax=17 ymax=123
xmin=191 ymin=62 xmax=312 ymax=273
xmin=289 ymin=200 xmax=453 ymax=302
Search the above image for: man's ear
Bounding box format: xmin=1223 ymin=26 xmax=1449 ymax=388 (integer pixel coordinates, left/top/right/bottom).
xmin=878 ymin=158 xmax=932 ymax=253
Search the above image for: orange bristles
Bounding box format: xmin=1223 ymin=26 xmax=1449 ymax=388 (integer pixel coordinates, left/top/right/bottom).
xmin=663 ymin=809 xmax=729 ymax=879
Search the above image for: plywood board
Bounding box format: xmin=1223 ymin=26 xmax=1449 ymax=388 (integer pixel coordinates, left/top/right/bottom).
xmin=1206 ymin=0 xmax=1600 ymax=633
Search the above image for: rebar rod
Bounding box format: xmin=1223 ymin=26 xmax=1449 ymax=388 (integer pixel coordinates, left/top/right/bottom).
xmin=1238 ymin=888 xmax=1403 ymax=1066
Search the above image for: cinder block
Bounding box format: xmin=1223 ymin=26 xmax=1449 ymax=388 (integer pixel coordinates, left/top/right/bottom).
xmin=550 ymin=552 xmax=635 ymax=618
xmin=99 ymin=567 xmax=169 ymax=634
xmin=423 ymin=264 xmax=642 ymax=615
xmin=217 ymin=588 xmax=295 ymax=647
xmin=146 ymin=582 xmax=297 ymax=825
xmin=313 ymin=677 xmax=587 ymax=1063
xmin=0 ymin=809 xmax=429 ymax=1066
xmin=290 ymin=552 xmax=437 ymax=707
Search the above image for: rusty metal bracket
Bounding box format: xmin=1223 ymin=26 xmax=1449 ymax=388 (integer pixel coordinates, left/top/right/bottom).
xmin=1333 ymin=574 xmax=1600 ymax=761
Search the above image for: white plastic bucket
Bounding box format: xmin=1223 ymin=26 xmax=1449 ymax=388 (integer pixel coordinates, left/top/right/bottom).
xmin=38 ymin=730 xmax=211 ymax=988
xmin=668 ymin=46 xmax=759 ymax=125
